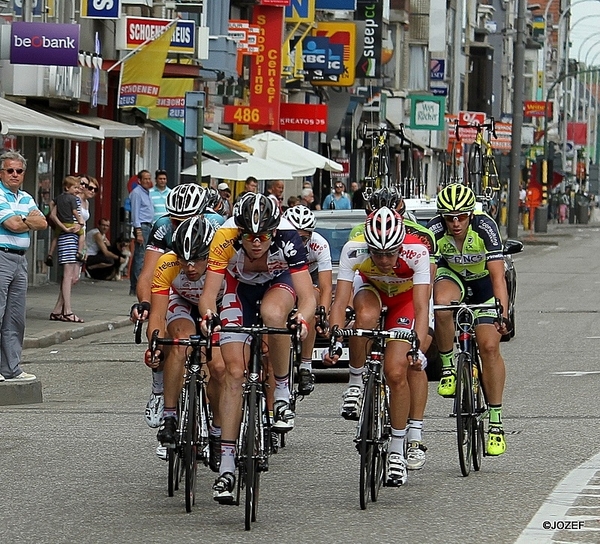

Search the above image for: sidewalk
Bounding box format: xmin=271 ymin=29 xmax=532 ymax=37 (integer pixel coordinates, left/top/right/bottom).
xmin=24 ymin=277 xmax=134 ymax=349
xmin=504 ymin=220 xmax=599 ymax=246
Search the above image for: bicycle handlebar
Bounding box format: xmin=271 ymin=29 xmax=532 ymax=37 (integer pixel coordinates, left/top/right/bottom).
xmin=329 ymin=327 xmax=418 ymax=359
xmin=134 ymin=319 xmax=143 ymax=344
xmin=454 ymin=117 xmax=497 ymax=141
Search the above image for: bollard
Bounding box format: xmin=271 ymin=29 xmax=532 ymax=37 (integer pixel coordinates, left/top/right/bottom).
xmin=534 ymin=205 xmax=548 ymax=233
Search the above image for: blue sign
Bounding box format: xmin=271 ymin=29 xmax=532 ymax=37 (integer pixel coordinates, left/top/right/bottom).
xmin=430 ymin=58 xmax=445 ymax=81
xmin=324 ymin=43 xmax=344 ymax=75
xmin=81 ymin=0 xmax=121 ymax=19
xmin=302 ymin=37 xmax=329 ymax=70
xmin=316 ymin=0 xmax=356 ymax=8
xmin=431 ymin=86 xmax=448 ymax=96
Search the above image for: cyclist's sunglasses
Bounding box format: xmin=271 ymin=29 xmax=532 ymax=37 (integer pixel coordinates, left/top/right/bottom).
xmin=299 ymin=234 xmax=311 ymax=244
xmin=242 ymin=232 xmax=273 ymax=243
xmin=178 ymin=256 xmax=207 ymax=267
xmin=442 ymin=212 xmax=471 ymax=222
xmin=370 ymin=248 xmax=400 ymax=258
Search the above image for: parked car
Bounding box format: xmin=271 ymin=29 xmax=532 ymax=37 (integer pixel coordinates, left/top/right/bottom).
xmin=310 ymin=201 xmax=522 ymax=380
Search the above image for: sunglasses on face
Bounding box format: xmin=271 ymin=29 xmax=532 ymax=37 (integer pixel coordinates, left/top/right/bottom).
xmin=300 ymin=234 xmax=311 ymax=244
xmin=335 ymin=185 xmax=344 ymax=189
xmin=242 ymin=232 xmax=273 ymax=243
xmin=3 ymin=168 xmax=24 ymax=175
xmin=82 ymin=183 xmax=98 ymax=193
xmin=443 ymin=213 xmax=470 ymax=222
xmin=178 ymin=257 xmax=206 ymax=267
xmin=370 ymin=248 xmax=399 ymax=258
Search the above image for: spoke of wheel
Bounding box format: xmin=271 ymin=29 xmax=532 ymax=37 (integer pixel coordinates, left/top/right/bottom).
xmin=456 ymin=354 xmax=473 ymax=477
xmin=184 ymin=373 xmax=198 ymax=513
xmin=244 ymin=385 xmax=258 ymax=530
xmin=359 ymin=373 xmax=374 ymax=510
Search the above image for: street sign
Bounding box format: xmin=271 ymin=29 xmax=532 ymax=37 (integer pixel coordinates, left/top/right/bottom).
xmin=184 ymin=91 xmax=205 ymax=154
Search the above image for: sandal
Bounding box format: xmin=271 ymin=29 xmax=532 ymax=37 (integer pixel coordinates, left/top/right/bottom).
xmin=61 ymin=313 xmax=84 ymax=323
xmin=49 ymin=313 xmax=63 ymax=321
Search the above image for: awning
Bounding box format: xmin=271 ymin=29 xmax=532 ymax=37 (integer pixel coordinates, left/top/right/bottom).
xmin=151 ymin=118 xmax=247 ymax=164
xmin=51 ymin=112 xmax=144 ymax=139
xmin=0 ymin=98 xmax=102 ymax=141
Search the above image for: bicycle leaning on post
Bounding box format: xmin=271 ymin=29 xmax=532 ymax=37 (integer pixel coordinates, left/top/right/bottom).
xmin=330 ymin=318 xmax=419 ymax=510
xmin=149 ymin=329 xmax=213 ymax=512
xmin=432 ymin=298 xmax=503 ymax=477
xmin=217 ymin=316 xmax=302 ymax=531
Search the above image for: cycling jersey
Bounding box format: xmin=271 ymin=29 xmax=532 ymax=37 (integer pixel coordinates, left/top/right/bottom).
xmin=350 ymin=218 xmax=437 ymax=265
xmin=306 ymin=231 xmax=333 ymax=275
xmin=207 ymin=216 xmax=308 ymax=284
xmin=337 ymin=232 xmax=430 ymax=298
xmin=146 ymin=211 xmax=225 ymax=254
xmin=426 ymin=211 xmax=503 ymax=281
xmin=151 ymin=251 xmax=206 ymax=303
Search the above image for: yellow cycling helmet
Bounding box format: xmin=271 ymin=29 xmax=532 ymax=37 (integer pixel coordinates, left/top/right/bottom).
xmin=437 ymin=184 xmax=476 ymax=214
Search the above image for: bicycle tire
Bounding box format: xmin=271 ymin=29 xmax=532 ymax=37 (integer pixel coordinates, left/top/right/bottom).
xmin=168 ymin=390 xmax=184 ymax=497
xmin=359 ymin=372 xmax=375 ymax=510
xmin=456 ymin=353 xmax=473 ymax=477
xmin=184 ymin=373 xmax=198 ymax=512
xmin=472 ymin=361 xmax=485 ymax=471
xmin=371 ymin=380 xmax=387 ymax=502
xmin=468 ymin=144 xmax=483 ymax=195
xmin=244 ymin=384 xmax=259 ymax=530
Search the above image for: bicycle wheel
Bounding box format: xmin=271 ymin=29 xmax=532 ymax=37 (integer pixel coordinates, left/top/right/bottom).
xmin=472 ymin=361 xmax=486 ymax=471
xmin=168 ymin=390 xmax=184 ymax=497
xmin=468 ymin=144 xmax=483 ymax=194
xmin=358 ymin=372 xmax=375 ymax=510
xmin=184 ymin=373 xmax=198 ymax=512
xmin=371 ymin=380 xmax=387 ymax=502
xmin=456 ymin=353 xmax=473 ymax=477
xmin=244 ymin=383 xmax=259 ymax=530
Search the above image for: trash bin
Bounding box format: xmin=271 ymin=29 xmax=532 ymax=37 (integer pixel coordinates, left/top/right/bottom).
xmin=577 ymin=203 xmax=589 ymax=224
xmin=534 ymin=205 xmax=548 ymax=233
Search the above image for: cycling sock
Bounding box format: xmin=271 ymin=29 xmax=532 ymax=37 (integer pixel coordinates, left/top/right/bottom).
xmin=348 ymin=365 xmax=365 ymax=387
xmin=210 ymin=425 xmax=221 ymax=438
xmin=440 ymin=350 xmax=453 ymax=369
xmin=489 ymin=405 xmax=503 ymax=426
xmin=406 ymin=419 xmax=423 ymax=443
xmin=151 ymin=369 xmax=164 ymax=394
xmin=390 ymin=427 xmax=406 ymax=456
xmin=300 ymin=357 xmax=312 ymax=372
xmin=274 ymin=374 xmax=290 ymax=403
xmin=220 ymin=440 xmax=236 ymax=475
xmin=163 ymin=407 xmax=177 ymax=420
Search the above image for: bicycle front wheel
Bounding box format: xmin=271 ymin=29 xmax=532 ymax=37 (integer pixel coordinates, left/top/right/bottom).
xmin=456 ymin=353 xmax=473 ymax=477
xmin=472 ymin=361 xmax=486 ymax=471
xmin=371 ymin=380 xmax=387 ymax=502
xmin=468 ymin=144 xmax=483 ymax=194
xmin=358 ymin=372 xmax=375 ymax=510
xmin=184 ymin=373 xmax=198 ymax=512
xmin=244 ymin=384 xmax=259 ymax=530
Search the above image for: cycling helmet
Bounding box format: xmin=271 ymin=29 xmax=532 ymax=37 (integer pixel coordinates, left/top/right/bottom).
xmin=364 ymin=207 xmax=406 ymax=251
xmin=166 ymin=183 xmax=208 ymax=219
xmin=234 ymin=193 xmax=281 ymax=234
xmin=367 ymin=187 xmax=401 ymax=212
xmin=436 ymin=184 xmax=476 ymax=214
xmin=204 ymin=187 xmax=220 ymax=210
xmin=283 ymin=205 xmax=316 ymax=231
xmin=172 ymin=216 xmax=215 ymax=261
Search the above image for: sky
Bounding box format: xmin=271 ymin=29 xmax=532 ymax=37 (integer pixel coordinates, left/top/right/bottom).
xmin=569 ymin=0 xmax=600 ymax=64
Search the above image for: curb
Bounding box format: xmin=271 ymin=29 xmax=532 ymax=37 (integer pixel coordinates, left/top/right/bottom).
xmin=23 ymin=317 xmax=132 ymax=349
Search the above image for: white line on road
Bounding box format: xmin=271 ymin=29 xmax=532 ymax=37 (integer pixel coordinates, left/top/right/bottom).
xmin=515 ymin=451 xmax=600 ymax=543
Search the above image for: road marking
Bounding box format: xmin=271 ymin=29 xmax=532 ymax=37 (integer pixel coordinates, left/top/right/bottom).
xmin=515 ymin=451 xmax=600 ymax=543
xmin=552 ymin=371 xmax=600 ymax=377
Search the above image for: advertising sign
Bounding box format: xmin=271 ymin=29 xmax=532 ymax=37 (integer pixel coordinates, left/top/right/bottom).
xmin=80 ymin=0 xmax=120 ymax=19
xmin=11 ymin=22 xmax=80 ymax=67
xmin=316 ymin=0 xmax=356 ymax=8
xmin=117 ymin=17 xmax=195 ymax=53
xmin=430 ymin=58 xmax=445 ymax=80
xmin=355 ymin=0 xmax=382 ymax=78
xmin=311 ymin=22 xmax=356 ymax=86
xmin=285 ymin=0 xmax=316 ymax=23
xmin=301 ymin=37 xmax=343 ymax=74
xmin=259 ymin=0 xmax=291 ymax=5
xmin=248 ymin=5 xmax=283 ymax=129
xmin=279 ymin=103 xmax=327 ymax=132
xmin=524 ymin=100 xmax=552 ymax=118
xmin=409 ymin=94 xmax=445 ymax=131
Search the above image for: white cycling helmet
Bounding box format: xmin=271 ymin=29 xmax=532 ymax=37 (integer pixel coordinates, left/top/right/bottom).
xmin=282 ymin=205 xmax=316 ymax=231
xmin=364 ymin=207 xmax=406 ymax=251
xmin=166 ymin=183 xmax=209 ymax=219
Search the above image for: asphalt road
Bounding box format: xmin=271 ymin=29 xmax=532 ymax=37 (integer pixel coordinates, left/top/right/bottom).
xmin=2 ymin=226 xmax=600 ymax=543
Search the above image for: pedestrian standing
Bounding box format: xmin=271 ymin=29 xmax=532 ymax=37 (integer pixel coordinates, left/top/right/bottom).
xmin=130 ymin=170 xmax=154 ymax=296
xmin=323 ymin=182 xmax=351 ymax=210
xmin=0 ymin=151 xmax=47 ymax=381
xmin=217 ymin=182 xmax=232 ymax=218
xmin=150 ymin=169 xmax=171 ymax=222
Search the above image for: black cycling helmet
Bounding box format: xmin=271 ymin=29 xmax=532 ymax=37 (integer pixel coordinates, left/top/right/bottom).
xmin=172 ymin=216 xmax=215 ymax=261
xmin=366 ymin=186 xmax=405 ymax=215
xmin=166 ymin=183 xmax=209 ymax=219
xmin=437 ymin=184 xmax=476 ymax=214
xmin=364 ymin=207 xmax=406 ymax=251
xmin=234 ymin=193 xmax=281 ymax=234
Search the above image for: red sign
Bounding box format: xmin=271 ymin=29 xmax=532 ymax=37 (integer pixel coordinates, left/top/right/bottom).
xmin=248 ymin=6 xmax=283 ymax=130
xmin=279 ymin=103 xmax=327 ymax=132
xmin=567 ymin=122 xmax=587 ymax=145
xmin=257 ymin=0 xmax=290 ymax=5
xmin=223 ymin=105 xmax=276 ymax=126
xmin=524 ymin=101 xmax=552 ymax=118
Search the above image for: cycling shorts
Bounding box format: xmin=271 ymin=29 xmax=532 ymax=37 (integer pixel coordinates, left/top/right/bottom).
xmin=434 ymin=267 xmax=497 ymax=325
xmin=219 ymin=270 xmax=296 ymax=345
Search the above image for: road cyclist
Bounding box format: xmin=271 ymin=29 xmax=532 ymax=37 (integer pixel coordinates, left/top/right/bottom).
xmin=426 ymin=184 xmax=511 ymax=456
xmin=199 ymin=193 xmax=315 ymax=503
xmin=347 ymin=187 xmax=437 ymax=470
xmin=282 ymin=205 xmax=333 ymax=395
xmin=325 ymin=206 xmax=430 ymax=486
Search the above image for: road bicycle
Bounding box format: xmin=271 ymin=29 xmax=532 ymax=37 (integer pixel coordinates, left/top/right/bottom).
xmin=149 ymin=330 xmax=212 ymax=512
xmin=219 ymin=319 xmax=301 ymax=530
xmin=330 ymin=322 xmax=418 ymax=510
xmin=455 ymin=117 xmax=500 ymax=218
xmin=432 ymin=298 xmax=503 ymax=476
xmin=440 ymin=131 xmax=463 ymax=188
xmin=397 ymin=124 xmax=424 ymax=199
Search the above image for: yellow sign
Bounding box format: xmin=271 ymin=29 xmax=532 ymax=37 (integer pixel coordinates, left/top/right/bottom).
xmin=311 ymin=22 xmax=356 ymax=87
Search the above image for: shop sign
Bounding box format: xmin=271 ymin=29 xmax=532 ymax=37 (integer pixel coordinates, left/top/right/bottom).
xmin=11 ymin=22 xmax=80 ymax=66
xmin=116 ymin=17 xmax=195 ymax=53
xmin=279 ymin=103 xmax=327 ymax=132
